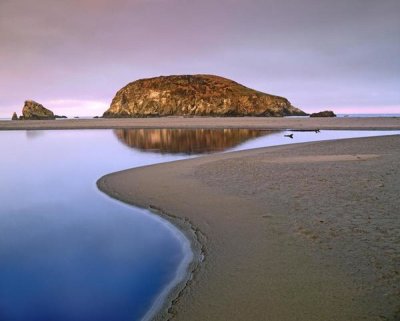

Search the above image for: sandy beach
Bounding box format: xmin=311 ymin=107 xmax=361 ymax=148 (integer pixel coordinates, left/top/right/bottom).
xmin=1 ymin=116 xmax=400 ymax=130
xmin=3 ymin=118 xmax=399 ymax=320
xmin=3 ymin=0 xmax=399 ymax=319
xmin=98 ymin=134 xmax=400 ymax=321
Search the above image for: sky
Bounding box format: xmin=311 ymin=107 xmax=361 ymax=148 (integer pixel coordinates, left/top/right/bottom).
xmin=0 ymin=0 xmax=399 ymax=117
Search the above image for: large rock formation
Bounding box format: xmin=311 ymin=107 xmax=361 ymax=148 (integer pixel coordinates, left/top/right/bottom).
xmin=22 ymin=100 xmax=55 ymax=120
xmin=103 ymin=75 xmax=307 ymax=117
xmin=310 ymin=110 xmax=336 ymax=117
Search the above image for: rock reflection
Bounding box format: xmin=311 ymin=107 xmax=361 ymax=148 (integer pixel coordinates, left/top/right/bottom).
xmin=26 ymin=130 xmax=45 ymax=139
xmin=114 ymin=128 xmax=272 ymax=154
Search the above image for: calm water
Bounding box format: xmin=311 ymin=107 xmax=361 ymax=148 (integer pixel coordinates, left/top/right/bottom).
xmin=114 ymin=128 xmax=400 ymax=154
xmin=0 ymin=130 xmax=195 ymax=321
xmin=336 ymin=114 xmax=400 ymax=118
xmin=0 ymin=129 xmax=399 ymax=321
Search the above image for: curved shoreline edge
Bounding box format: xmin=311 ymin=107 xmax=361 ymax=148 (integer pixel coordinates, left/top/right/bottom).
xmin=97 ymin=178 xmax=206 ymax=321
xmin=97 ymin=134 xmax=400 ymax=321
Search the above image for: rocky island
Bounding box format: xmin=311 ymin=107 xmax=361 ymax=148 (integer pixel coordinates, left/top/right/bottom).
xmin=103 ymin=75 xmax=307 ymax=117
xmin=310 ymin=110 xmax=336 ymax=117
xmin=20 ymin=100 xmax=55 ymax=120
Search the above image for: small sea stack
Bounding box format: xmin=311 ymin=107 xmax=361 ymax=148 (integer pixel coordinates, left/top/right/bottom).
xmin=21 ymin=100 xmax=55 ymax=120
xmin=11 ymin=112 xmax=18 ymax=120
xmin=310 ymin=110 xmax=336 ymax=117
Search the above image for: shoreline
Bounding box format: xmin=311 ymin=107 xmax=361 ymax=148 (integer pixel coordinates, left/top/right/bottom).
xmin=1 ymin=116 xmax=400 ymax=131
xmin=97 ymin=135 xmax=400 ymax=321
xmin=97 ymin=179 xmax=206 ymax=321
xmin=139 ymin=207 xmax=196 ymax=321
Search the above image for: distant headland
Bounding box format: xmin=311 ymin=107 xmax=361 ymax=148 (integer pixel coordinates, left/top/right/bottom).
xmin=103 ymin=74 xmax=307 ymax=118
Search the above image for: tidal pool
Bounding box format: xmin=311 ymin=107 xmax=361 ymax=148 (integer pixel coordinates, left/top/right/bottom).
xmin=0 ymin=128 xmax=398 ymax=321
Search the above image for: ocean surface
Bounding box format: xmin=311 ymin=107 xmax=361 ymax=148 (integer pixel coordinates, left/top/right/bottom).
xmin=283 ymin=113 xmax=400 ymax=118
xmin=336 ymin=113 xmax=400 ymax=118
xmin=0 ymin=128 xmax=399 ymax=321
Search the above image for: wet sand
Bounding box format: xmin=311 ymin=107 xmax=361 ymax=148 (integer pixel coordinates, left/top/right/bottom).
xmin=98 ymin=135 xmax=400 ymax=321
xmin=1 ymin=116 xmax=400 ymax=130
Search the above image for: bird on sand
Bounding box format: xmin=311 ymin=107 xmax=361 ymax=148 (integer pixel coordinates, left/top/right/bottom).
xmin=284 ymin=134 xmax=294 ymax=139
xmin=315 ymin=129 xmax=320 ymax=133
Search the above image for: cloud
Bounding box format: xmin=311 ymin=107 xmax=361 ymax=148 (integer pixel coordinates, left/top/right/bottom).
xmin=45 ymin=100 xmax=109 ymax=116
xmin=0 ymin=0 xmax=399 ymax=116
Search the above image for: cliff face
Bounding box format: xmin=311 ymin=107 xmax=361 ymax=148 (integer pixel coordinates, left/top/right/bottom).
xmin=22 ymin=100 xmax=55 ymax=120
xmin=103 ymin=75 xmax=307 ymax=117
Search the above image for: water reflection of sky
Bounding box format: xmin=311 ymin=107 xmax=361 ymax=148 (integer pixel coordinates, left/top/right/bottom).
xmin=229 ymin=129 xmax=400 ymax=152
xmin=0 ymin=130 xmax=191 ymax=321
xmin=0 ymin=128 xmax=399 ymax=321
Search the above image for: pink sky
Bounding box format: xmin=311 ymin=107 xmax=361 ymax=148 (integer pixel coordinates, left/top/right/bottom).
xmin=1 ymin=0 xmax=399 ymax=117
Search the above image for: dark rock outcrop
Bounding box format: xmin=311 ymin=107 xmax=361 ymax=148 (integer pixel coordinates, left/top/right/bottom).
xmin=310 ymin=110 xmax=336 ymax=117
xmin=22 ymin=100 xmax=55 ymax=120
xmin=11 ymin=112 xmax=18 ymax=120
xmin=103 ymin=75 xmax=307 ymax=118
xmin=55 ymin=115 xmax=67 ymax=119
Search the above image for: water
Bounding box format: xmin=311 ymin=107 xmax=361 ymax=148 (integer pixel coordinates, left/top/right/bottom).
xmin=284 ymin=113 xmax=400 ymax=119
xmin=0 ymin=130 xmax=193 ymax=321
xmin=228 ymin=129 xmax=400 ymax=152
xmin=113 ymin=128 xmax=400 ymax=154
xmin=336 ymin=114 xmax=400 ymax=118
xmin=113 ymin=128 xmax=269 ymax=154
xmin=0 ymin=129 xmax=399 ymax=321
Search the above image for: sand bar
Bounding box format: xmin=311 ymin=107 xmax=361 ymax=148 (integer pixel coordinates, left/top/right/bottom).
xmin=98 ymin=135 xmax=400 ymax=321
xmin=1 ymin=116 xmax=400 ymax=130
